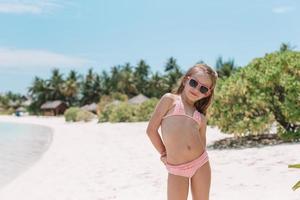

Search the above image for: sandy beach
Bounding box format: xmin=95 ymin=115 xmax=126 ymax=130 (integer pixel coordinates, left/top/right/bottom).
xmin=0 ymin=115 xmax=299 ymax=200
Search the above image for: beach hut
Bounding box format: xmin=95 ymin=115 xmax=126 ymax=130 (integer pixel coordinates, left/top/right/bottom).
xmin=128 ymin=93 xmax=149 ymax=105
xmin=40 ymin=100 xmax=68 ymax=116
xmin=15 ymin=106 xmax=27 ymax=117
xmin=81 ymin=103 xmax=98 ymax=114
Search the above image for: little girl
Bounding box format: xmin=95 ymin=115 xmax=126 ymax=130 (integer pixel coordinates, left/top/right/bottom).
xmin=146 ymin=64 xmax=218 ymax=200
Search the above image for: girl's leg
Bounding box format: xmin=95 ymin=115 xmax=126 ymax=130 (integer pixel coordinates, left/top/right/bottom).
xmin=167 ymin=173 xmax=190 ymax=200
xmin=190 ymin=161 xmax=211 ymax=200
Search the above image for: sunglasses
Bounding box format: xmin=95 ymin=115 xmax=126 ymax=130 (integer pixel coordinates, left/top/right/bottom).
xmin=187 ymin=76 xmax=211 ymax=95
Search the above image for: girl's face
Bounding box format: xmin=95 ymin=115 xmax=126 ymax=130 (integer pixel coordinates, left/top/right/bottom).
xmin=183 ymin=71 xmax=212 ymax=101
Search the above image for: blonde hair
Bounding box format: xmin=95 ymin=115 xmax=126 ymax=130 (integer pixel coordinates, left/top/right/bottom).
xmin=172 ymin=64 xmax=218 ymax=115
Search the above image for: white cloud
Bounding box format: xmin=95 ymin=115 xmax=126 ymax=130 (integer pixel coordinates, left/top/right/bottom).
xmin=272 ymin=5 xmax=294 ymax=14
xmin=0 ymin=48 xmax=93 ymax=70
xmin=0 ymin=0 xmax=63 ymax=14
xmin=0 ymin=3 xmax=41 ymax=14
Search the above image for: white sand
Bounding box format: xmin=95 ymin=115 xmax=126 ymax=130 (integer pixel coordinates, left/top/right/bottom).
xmin=0 ymin=115 xmax=299 ymax=200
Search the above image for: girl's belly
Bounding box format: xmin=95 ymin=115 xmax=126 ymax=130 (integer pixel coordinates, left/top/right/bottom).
xmin=161 ymin=118 xmax=205 ymax=165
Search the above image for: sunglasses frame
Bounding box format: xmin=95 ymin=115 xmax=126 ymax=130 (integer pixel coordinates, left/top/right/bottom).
xmin=186 ymin=76 xmax=211 ymax=95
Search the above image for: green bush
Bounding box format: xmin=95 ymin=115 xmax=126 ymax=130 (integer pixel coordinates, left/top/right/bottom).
xmin=110 ymin=92 xmax=128 ymax=101
xmin=109 ymin=102 xmax=137 ymax=122
xmin=64 ymin=107 xmax=81 ymax=122
xmin=98 ymin=98 xmax=158 ymax=123
xmin=210 ymin=50 xmax=300 ymax=137
xmin=98 ymin=92 xmax=128 ymax=114
xmin=135 ymin=98 xmax=159 ymax=121
xmin=98 ymin=102 xmax=136 ymax=122
xmin=75 ymin=109 xmax=95 ymax=122
xmin=278 ymin=127 xmax=300 ymax=142
xmin=98 ymin=103 xmax=114 ymax=122
xmin=64 ymin=107 xmax=95 ymax=122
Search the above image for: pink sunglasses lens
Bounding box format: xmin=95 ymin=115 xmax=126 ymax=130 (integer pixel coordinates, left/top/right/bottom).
xmin=188 ymin=78 xmax=209 ymax=94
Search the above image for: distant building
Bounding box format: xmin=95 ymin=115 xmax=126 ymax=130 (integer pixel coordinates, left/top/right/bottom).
xmin=128 ymin=94 xmax=149 ymax=105
xmin=81 ymin=103 xmax=98 ymax=114
xmin=40 ymin=100 xmax=68 ymax=116
xmin=15 ymin=106 xmax=28 ymax=117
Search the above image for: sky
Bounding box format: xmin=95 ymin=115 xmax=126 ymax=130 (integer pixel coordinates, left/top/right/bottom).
xmin=0 ymin=0 xmax=299 ymax=94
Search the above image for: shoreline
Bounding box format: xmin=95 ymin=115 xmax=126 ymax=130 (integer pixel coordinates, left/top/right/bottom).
xmin=0 ymin=120 xmax=53 ymax=189
xmin=0 ymin=115 xmax=299 ymax=200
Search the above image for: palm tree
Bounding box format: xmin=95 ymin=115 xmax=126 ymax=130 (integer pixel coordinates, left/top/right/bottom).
xmin=80 ymin=68 xmax=96 ymax=105
xmin=61 ymin=70 xmax=81 ymax=106
xmin=100 ymin=70 xmax=111 ymax=95
xmin=147 ymin=71 xmax=168 ymax=98
xmin=164 ymin=57 xmax=178 ymax=72
xmin=28 ymin=76 xmax=49 ymax=114
xmin=134 ymin=59 xmax=150 ymax=95
xmin=47 ymin=68 xmax=65 ymax=100
xmin=91 ymin=74 xmax=103 ymax=103
xmin=28 ymin=77 xmax=49 ymax=101
xmin=110 ymin=65 xmax=122 ymax=92
xmin=117 ymin=63 xmax=137 ymax=97
xmin=279 ymin=42 xmax=296 ymax=52
xmin=215 ymin=56 xmax=237 ymax=79
xmin=164 ymin=57 xmax=183 ymax=92
xmin=196 ymin=60 xmax=206 ymax=64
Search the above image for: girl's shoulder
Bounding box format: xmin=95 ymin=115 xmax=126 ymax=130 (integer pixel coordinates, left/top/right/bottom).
xmin=158 ymin=93 xmax=179 ymax=110
xmin=161 ymin=92 xmax=179 ymax=102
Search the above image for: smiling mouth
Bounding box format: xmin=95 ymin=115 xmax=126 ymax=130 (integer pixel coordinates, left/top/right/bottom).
xmin=190 ymin=91 xmax=197 ymax=96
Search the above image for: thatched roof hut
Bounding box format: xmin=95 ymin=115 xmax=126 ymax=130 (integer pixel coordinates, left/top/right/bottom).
xmin=40 ymin=100 xmax=67 ymax=116
xmin=15 ymin=106 xmax=27 ymax=116
xmin=16 ymin=107 xmax=26 ymax=112
xmin=128 ymin=94 xmax=149 ymax=105
xmin=81 ymin=103 xmax=98 ymax=114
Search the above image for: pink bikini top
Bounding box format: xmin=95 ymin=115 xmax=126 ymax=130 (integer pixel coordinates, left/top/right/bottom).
xmin=162 ymin=96 xmax=202 ymax=127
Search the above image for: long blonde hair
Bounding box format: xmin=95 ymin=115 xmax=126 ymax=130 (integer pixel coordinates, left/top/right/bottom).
xmin=172 ymin=64 xmax=218 ymax=116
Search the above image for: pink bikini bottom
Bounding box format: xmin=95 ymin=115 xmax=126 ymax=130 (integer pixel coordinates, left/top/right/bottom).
xmin=165 ymin=150 xmax=209 ymax=178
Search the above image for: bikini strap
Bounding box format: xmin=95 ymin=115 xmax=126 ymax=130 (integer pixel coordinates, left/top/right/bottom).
xmin=193 ymin=111 xmax=202 ymax=126
xmin=172 ymin=97 xmax=182 ymax=115
xmin=178 ymin=96 xmax=185 ymax=113
xmin=179 ymin=96 xmax=200 ymax=124
xmin=162 ymin=97 xmax=181 ymax=119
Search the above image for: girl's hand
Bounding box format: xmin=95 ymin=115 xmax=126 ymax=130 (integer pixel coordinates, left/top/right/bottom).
xmin=160 ymin=154 xmax=167 ymax=165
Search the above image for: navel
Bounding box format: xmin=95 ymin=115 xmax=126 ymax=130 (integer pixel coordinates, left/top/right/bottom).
xmin=187 ymin=145 xmax=191 ymax=150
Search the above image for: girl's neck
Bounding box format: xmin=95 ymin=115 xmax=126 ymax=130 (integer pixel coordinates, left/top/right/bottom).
xmin=180 ymin=92 xmax=195 ymax=107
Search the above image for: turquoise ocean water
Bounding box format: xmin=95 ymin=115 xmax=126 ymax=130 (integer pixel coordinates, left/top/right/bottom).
xmin=0 ymin=122 xmax=53 ymax=189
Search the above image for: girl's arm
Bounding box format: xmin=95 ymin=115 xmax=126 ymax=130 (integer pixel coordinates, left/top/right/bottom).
xmin=146 ymin=93 xmax=174 ymax=156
